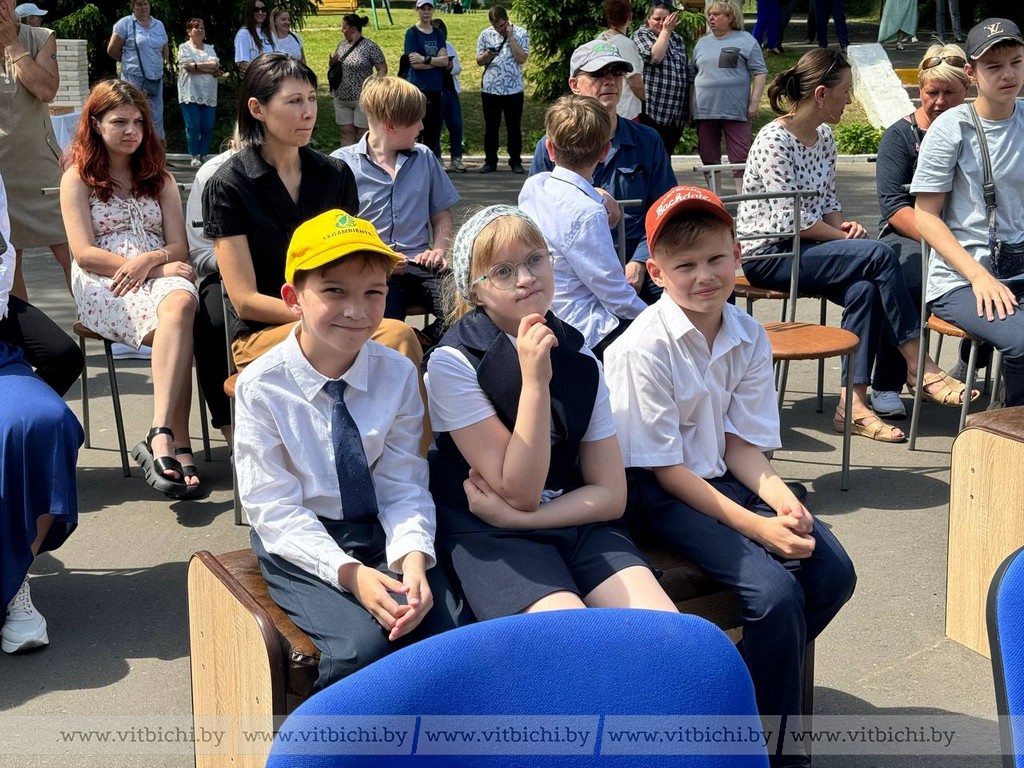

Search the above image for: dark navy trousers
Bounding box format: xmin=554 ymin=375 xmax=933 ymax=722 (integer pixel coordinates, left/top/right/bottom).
xmin=627 ymin=469 xmax=856 ymax=765
xmin=251 ymin=520 xmax=466 ymax=690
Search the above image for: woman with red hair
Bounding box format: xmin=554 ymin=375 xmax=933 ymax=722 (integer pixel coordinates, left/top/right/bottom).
xmin=59 ymin=79 xmax=202 ymax=499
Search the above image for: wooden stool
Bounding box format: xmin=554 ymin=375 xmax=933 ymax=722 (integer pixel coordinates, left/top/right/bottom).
xmin=947 ymin=407 xmax=1024 ymax=657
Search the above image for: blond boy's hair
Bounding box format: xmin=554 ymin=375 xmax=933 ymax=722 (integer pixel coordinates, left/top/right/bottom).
xmin=545 ymin=95 xmax=612 ymax=170
xmin=360 ymin=75 xmax=427 ymax=127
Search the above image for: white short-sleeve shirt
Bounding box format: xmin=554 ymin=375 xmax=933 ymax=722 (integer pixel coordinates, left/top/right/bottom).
xmin=425 ymin=338 xmax=616 ymax=444
xmin=604 ymin=296 xmax=780 ymax=479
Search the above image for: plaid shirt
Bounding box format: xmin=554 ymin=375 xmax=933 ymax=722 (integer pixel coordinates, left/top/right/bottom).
xmin=632 ymin=24 xmax=689 ymax=127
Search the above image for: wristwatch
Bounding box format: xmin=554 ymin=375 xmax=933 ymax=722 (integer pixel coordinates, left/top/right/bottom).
xmin=425 ymin=55 xmax=432 ymax=65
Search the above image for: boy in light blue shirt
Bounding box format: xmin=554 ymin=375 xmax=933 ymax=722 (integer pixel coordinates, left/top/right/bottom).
xmin=518 ymin=93 xmax=646 ymax=358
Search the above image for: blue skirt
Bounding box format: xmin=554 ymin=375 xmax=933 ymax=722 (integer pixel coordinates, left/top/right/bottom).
xmin=0 ymin=342 xmax=83 ymax=606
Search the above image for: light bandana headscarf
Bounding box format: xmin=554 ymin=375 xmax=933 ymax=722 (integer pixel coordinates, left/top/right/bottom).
xmin=450 ymin=204 xmax=538 ymax=301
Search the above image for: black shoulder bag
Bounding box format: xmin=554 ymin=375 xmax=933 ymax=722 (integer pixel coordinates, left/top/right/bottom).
xmin=328 ymin=36 xmax=363 ymax=93
xmin=969 ymin=103 xmax=1024 ymax=280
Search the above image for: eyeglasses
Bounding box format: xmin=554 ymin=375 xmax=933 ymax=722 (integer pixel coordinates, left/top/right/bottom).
xmin=817 ymin=49 xmax=848 ymax=87
xmin=472 ymin=250 xmax=551 ymax=291
xmin=921 ymin=54 xmax=967 ymax=70
xmin=581 ymin=65 xmax=629 ymax=79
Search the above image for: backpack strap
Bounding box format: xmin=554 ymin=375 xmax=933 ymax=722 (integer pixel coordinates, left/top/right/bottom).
xmin=969 ymin=102 xmax=999 ymax=248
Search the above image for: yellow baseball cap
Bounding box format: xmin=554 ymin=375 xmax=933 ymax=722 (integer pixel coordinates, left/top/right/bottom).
xmin=285 ymin=210 xmax=403 ymax=284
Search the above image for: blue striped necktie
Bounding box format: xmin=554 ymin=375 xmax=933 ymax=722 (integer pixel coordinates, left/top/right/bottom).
xmin=323 ymin=379 xmax=379 ymax=521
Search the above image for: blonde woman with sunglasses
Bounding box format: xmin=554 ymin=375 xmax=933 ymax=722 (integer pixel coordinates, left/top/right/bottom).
xmin=872 ymin=44 xmax=970 ymax=405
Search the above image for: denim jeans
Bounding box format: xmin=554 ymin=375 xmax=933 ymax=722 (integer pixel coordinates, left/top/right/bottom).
xmin=744 ymin=237 xmax=920 ymax=385
xmin=179 ymin=102 xmax=216 ymax=157
xmin=441 ymin=90 xmax=463 ymax=161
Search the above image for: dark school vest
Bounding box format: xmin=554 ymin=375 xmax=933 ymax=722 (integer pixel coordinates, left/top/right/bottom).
xmin=426 ymin=309 xmax=600 ymax=535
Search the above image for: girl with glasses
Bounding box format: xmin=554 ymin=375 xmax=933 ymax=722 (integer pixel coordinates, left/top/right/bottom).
xmin=423 ymin=205 xmax=677 ymax=621
xmin=234 ymin=0 xmax=273 ymax=76
xmin=736 ymin=49 xmax=974 ymax=443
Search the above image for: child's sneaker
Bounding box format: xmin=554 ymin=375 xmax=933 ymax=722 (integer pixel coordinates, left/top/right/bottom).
xmin=2 ymin=578 xmax=48 ymax=654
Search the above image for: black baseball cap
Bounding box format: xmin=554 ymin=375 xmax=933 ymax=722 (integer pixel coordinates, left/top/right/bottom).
xmin=965 ymin=18 xmax=1024 ymax=60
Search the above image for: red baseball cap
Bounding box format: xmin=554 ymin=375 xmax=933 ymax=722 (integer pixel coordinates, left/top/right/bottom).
xmin=645 ymin=186 xmax=734 ymax=254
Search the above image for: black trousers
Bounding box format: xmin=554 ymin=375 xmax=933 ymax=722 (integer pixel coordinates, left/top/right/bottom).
xmin=192 ymin=273 xmax=231 ymax=429
xmin=638 ymin=112 xmax=684 ymax=157
xmin=0 ymin=296 xmax=82 ymax=397
xmin=481 ymin=91 xmax=524 ymax=167
xmin=419 ymin=90 xmax=443 ymax=158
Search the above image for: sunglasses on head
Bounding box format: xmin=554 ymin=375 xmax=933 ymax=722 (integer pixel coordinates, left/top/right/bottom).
xmin=922 ymin=54 xmax=967 ymax=70
xmin=817 ymin=49 xmax=848 ymax=87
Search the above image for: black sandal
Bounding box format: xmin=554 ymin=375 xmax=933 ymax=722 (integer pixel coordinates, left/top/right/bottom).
xmin=131 ymin=427 xmax=188 ymax=497
xmin=174 ymin=445 xmax=206 ymax=499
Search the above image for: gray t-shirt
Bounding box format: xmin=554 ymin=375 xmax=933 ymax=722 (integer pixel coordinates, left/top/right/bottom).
xmin=912 ymin=101 xmax=1024 ymax=302
xmin=690 ymin=30 xmax=766 ymax=122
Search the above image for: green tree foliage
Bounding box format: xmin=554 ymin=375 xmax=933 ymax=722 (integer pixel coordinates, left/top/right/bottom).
xmin=512 ymin=0 xmax=705 ymax=101
xmin=45 ymin=0 xmax=321 ymax=82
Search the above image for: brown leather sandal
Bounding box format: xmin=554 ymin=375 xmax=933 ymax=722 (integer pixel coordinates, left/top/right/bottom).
xmin=908 ymin=371 xmax=980 ymax=407
xmin=833 ymin=408 xmax=907 ymax=443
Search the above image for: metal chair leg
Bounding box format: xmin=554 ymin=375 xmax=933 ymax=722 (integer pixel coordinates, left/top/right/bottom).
xmin=987 ymin=350 xmax=1005 ymax=409
xmin=777 ymin=359 xmax=792 ymax=411
xmin=816 ymin=298 xmax=828 ymax=413
xmin=102 ymin=339 xmax=131 ymax=477
xmin=79 ymin=334 xmax=92 ymax=449
xmin=196 ymin=378 xmax=212 ymax=462
xmin=842 ymin=348 xmax=855 ymax=492
xmin=957 ymin=342 xmax=981 ymax=433
xmin=908 ymin=327 xmax=932 ymax=451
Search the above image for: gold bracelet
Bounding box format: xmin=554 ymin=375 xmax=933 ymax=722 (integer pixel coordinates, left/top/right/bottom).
xmin=10 ymin=52 xmax=31 ymax=66
xmin=159 ymin=248 xmax=169 ymax=264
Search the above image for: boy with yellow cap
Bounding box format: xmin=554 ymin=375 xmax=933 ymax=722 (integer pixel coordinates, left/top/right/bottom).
xmin=234 ymin=210 xmax=465 ymax=690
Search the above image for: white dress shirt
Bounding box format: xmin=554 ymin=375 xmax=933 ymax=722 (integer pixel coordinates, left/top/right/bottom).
xmin=518 ymin=166 xmax=647 ymax=348
xmin=234 ymin=327 xmax=436 ymax=588
xmin=186 ymin=148 xmax=235 ymax=279
xmin=605 ymin=296 xmax=780 ymax=479
xmin=425 ymin=340 xmax=617 ymax=443
xmin=0 ymin=174 xmax=13 ymax=318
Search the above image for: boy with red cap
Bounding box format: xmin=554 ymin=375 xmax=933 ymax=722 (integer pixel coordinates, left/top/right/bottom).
xmin=604 ymin=186 xmax=856 ymax=768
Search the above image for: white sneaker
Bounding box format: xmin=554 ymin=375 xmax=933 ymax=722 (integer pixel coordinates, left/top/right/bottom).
xmin=871 ymin=390 xmax=907 ymax=418
xmin=2 ymin=578 xmax=48 ymax=654
xmin=190 ymin=156 xmax=202 ymax=168
xmin=111 ymin=342 xmax=152 ymax=361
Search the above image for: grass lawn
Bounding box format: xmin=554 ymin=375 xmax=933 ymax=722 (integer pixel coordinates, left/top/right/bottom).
xmin=163 ymin=8 xmax=867 ymax=156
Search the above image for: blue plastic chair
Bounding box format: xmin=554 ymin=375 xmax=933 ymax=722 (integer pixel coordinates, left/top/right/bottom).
xmin=989 ymin=546 xmax=1024 ymax=768
xmin=267 ymin=609 xmax=769 ymax=767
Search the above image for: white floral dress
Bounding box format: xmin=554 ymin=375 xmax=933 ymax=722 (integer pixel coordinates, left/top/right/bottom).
xmin=71 ymin=193 xmax=198 ymax=348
